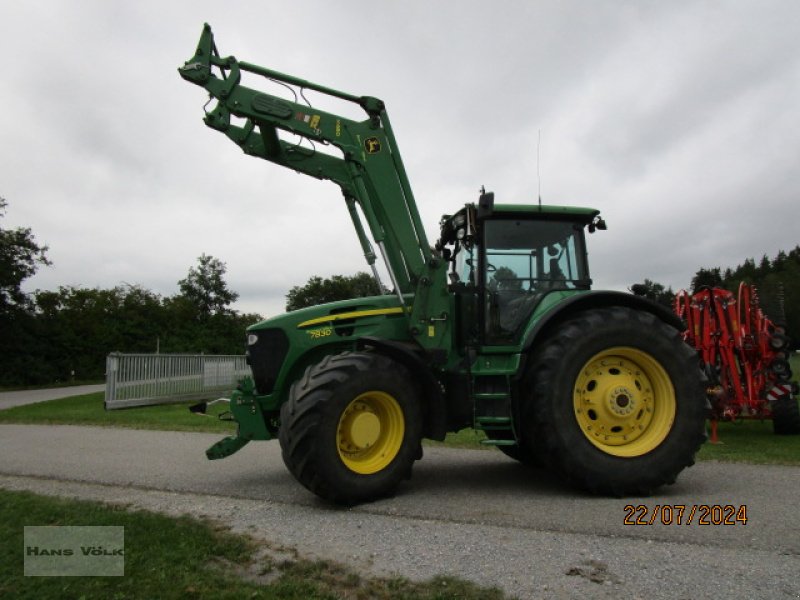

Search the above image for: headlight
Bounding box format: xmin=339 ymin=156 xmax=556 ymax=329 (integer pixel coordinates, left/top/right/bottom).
xmin=247 ymin=333 xmax=259 ymax=346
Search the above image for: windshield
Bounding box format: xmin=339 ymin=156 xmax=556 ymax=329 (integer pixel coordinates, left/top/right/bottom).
xmin=483 ymin=218 xmax=589 ymax=343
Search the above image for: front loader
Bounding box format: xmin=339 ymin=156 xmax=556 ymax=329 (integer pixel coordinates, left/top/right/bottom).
xmin=179 ymin=24 xmax=707 ymax=504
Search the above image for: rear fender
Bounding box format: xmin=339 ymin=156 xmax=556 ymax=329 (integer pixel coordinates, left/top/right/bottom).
xmin=521 ymin=291 xmax=683 ymax=356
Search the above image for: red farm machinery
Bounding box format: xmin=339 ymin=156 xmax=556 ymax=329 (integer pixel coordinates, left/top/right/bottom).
xmin=674 ymin=283 xmax=800 ymax=441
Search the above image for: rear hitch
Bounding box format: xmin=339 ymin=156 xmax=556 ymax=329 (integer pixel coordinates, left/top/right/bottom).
xmin=189 ymin=397 xmax=231 ymax=417
xmin=191 ymin=397 xmax=248 ymax=457
xmin=202 ymin=376 xmax=270 ymax=459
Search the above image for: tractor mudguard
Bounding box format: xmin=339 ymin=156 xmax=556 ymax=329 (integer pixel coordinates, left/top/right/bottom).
xmin=521 ymin=291 xmax=683 ymax=353
xmin=356 ymin=336 xmax=448 ymax=440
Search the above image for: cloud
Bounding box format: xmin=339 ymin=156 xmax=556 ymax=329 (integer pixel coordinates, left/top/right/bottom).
xmin=2 ymin=0 xmax=799 ymax=319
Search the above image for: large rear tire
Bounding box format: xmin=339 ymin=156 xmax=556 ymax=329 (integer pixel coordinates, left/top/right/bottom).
xmin=493 ymin=431 xmax=543 ymax=467
xmin=279 ymin=351 xmax=422 ymax=504
xmin=772 ymin=395 xmax=800 ymax=435
xmin=524 ymin=306 xmax=707 ymax=495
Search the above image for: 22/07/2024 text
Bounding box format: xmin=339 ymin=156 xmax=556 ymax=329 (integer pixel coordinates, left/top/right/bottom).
xmin=623 ymin=504 xmax=748 ymax=526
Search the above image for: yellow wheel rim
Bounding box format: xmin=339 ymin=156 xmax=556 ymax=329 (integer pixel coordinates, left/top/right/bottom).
xmin=573 ymin=347 xmax=675 ymax=457
xmin=337 ymin=391 xmax=405 ymax=474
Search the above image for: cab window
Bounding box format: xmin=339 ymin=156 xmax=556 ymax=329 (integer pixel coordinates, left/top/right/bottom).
xmin=483 ymin=219 xmax=588 ymax=343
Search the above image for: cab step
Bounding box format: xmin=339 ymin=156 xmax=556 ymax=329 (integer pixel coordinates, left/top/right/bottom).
xmin=473 ymin=375 xmax=516 ymax=445
xmin=480 ymin=438 xmax=516 ymax=446
xmin=474 ymin=415 xmax=512 ymax=429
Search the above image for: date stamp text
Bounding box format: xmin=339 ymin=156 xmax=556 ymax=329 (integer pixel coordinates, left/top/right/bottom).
xmin=623 ymin=504 xmax=748 ymax=526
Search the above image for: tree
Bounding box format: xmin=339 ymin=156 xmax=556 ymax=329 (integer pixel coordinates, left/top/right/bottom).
xmin=630 ymin=279 xmax=675 ymax=308
xmin=731 ymin=258 xmax=757 ymax=282
xmin=691 ymin=247 xmax=800 ymax=347
xmin=690 ymin=267 xmax=723 ymax=292
xmin=773 ymin=250 xmax=789 ymax=272
xmin=0 ymin=197 xmax=52 ymax=385
xmin=286 ymin=272 xmax=382 ymax=311
xmin=491 ymin=266 xmax=523 ymax=291
xmin=0 ymin=197 xmax=50 ymax=311
xmin=757 ymin=254 xmax=772 ymax=277
xmin=0 ymin=241 xmax=261 ymax=385
xmin=177 ymin=254 xmax=239 ymax=318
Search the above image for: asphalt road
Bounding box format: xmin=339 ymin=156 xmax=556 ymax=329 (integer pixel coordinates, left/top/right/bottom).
xmin=1 ymin=423 xmax=798 ymax=599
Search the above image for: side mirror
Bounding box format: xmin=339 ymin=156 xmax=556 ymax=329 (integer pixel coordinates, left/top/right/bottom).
xmin=588 ymin=217 xmax=607 ymax=233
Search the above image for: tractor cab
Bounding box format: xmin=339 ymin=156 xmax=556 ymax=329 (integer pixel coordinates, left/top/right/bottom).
xmin=437 ymin=195 xmax=605 ymax=344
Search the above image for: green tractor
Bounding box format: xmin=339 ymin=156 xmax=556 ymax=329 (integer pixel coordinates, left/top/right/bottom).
xmin=179 ymin=24 xmax=706 ymax=504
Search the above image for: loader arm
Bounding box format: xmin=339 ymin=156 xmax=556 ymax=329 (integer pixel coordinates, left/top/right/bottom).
xmin=179 ymin=24 xmax=450 ymax=349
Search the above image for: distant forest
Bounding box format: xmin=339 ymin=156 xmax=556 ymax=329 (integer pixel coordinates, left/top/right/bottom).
xmin=2 ymin=197 xmax=798 ymax=386
xmin=1 ymin=282 xmax=262 ymax=387
xmin=632 ymin=245 xmax=800 ymax=344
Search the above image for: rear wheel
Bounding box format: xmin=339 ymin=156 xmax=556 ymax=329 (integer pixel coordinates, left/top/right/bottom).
xmin=524 ymin=307 xmax=707 ymax=495
xmin=772 ymin=395 xmax=800 ymax=435
xmin=493 ymin=430 xmax=543 ymax=467
xmin=769 ymin=332 xmax=790 ymax=351
xmin=279 ymin=351 xmax=422 ymax=504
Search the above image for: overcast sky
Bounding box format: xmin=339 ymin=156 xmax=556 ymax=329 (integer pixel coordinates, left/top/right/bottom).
xmin=2 ymin=1 xmax=799 ymax=318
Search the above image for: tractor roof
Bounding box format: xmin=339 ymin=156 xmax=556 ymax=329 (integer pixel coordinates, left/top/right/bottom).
xmin=490 ymin=204 xmax=600 ymax=222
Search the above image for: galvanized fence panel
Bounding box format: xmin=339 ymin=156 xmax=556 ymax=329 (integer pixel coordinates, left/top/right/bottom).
xmin=105 ymin=353 xmax=249 ymax=410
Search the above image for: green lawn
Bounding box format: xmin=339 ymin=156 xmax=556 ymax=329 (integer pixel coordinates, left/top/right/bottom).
xmin=697 ymin=419 xmax=800 ymax=464
xmin=698 ymin=351 xmax=799 ymax=465
xmin=1 ymin=488 xmax=507 ymax=600
xmin=0 ymin=392 xmax=234 ymax=434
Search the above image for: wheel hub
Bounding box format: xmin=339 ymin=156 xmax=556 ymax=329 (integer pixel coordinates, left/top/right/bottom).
xmin=336 ymin=391 xmax=405 ymax=475
xmin=608 ymin=386 xmax=636 ymax=416
xmin=344 ymin=408 xmax=381 ymax=449
xmin=573 ymin=347 xmax=676 ymax=457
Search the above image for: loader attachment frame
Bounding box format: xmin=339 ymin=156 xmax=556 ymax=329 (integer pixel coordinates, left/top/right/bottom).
xmin=179 ymin=24 xmax=451 ymax=351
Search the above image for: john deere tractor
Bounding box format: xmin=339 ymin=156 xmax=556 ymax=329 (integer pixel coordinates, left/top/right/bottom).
xmin=179 ymin=24 xmax=706 ymax=504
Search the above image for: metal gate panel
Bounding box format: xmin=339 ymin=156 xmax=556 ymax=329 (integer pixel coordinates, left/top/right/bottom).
xmin=104 ymin=353 xmax=249 ymax=410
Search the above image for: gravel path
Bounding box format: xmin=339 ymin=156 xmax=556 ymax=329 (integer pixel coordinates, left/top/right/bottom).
xmin=1 ymin=423 xmax=799 ymax=599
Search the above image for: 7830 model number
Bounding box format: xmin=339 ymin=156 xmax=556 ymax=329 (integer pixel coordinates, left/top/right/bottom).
xmin=306 ymin=327 xmax=333 ymax=340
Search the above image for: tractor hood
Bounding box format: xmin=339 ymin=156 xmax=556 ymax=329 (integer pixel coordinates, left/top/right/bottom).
xmin=244 ymin=294 xmax=412 ymax=399
xmin=247 ymin=294 xmax=409 ymax=335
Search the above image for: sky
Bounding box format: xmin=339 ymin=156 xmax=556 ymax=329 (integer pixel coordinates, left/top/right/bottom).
xmin=2 ymin=1 xmax=799 ymax=318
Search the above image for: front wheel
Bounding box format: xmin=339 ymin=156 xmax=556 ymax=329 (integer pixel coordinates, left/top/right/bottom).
xmin=524 ymin=307 xmax=707 ymax=495
xmin=279 ymin=352 xmax=422 ymax=504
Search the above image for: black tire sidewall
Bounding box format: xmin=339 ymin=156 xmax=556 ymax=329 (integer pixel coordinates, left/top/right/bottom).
xmin=529 ymin=308 xmax=705 ymax=491
xmin=314 ymin=365 xmax=422 ymax=498
xmin=280 ymin=352 xmax=423 ymax=504
xmin=772 ymin=395 xmax=800 ymax=435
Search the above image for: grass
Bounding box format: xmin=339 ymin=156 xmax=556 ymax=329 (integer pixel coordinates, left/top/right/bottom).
xmin=0 ymin=393 xmax=492 ymax=448
xmin=428 ymin=428 xmax=488 ymax=449
xmin=0 ymin=393 xmax=235 ymax=434
xmin=697 ymin=351 xmax=800 ymax=465
xmin=698 ymin=350 xmax=800 ymax=465
xmin=0 ymin=488 xmax=508 ymax=600
xmin=697 ymin=419 xmax=800 ymax=465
